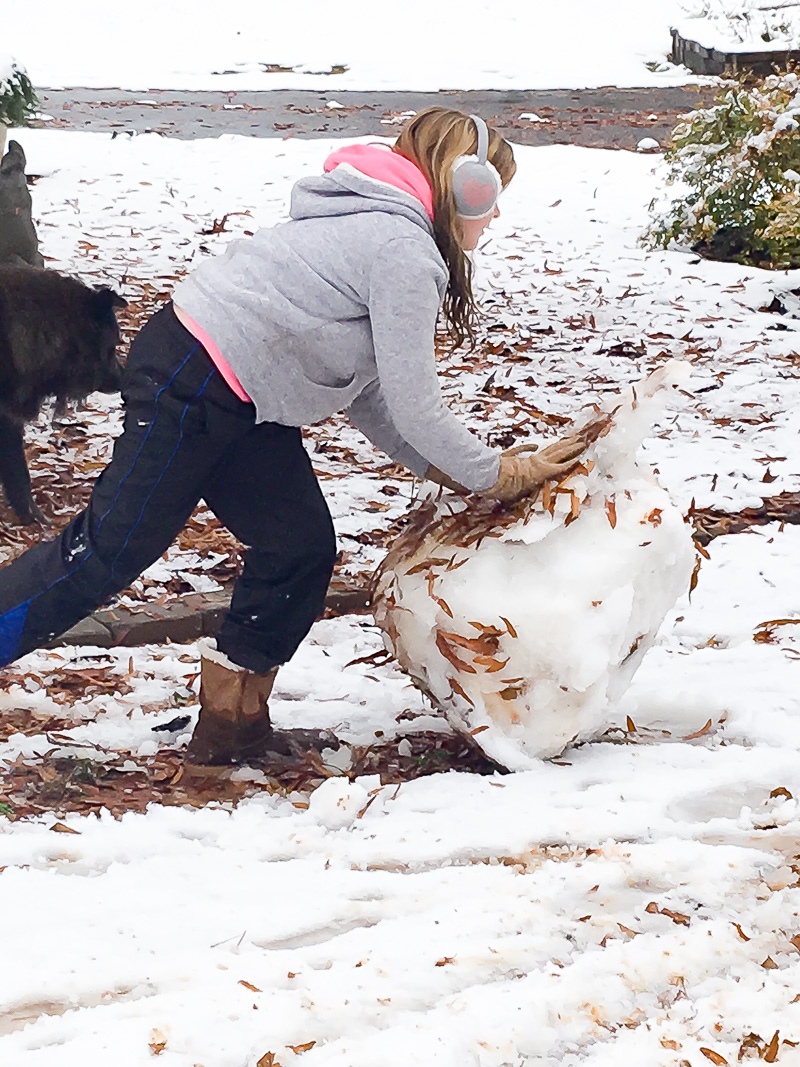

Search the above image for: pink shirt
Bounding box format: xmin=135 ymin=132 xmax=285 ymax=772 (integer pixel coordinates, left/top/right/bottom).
xmin=173 ymin=304 xmax=252 ymax=403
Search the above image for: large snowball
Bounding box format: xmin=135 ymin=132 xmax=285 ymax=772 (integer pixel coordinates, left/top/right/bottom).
xmin=373 ymin=363 xmax=695 ymax=769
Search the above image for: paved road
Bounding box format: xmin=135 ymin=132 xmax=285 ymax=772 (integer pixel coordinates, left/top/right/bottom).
xmin=34 ymin=86 xmax=717 ymax=149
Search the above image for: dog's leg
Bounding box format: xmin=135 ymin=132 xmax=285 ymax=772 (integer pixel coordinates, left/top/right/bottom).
xmin=0 ymin=414 xmax=48 ymax=525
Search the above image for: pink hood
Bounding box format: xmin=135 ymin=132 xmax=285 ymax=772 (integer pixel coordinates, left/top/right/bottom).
xmin=323 ymin=144 xmax=434 ymax=220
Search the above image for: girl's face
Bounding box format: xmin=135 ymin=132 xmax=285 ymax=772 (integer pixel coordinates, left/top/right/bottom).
xmin=458 ymin=204 xmax=500 ymax=250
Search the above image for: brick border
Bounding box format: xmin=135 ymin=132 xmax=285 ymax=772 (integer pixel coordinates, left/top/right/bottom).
xmin=671 ymin=27 xmax=800 ymax=77
xmin=50 ymin=577 xmax=371 ymax=649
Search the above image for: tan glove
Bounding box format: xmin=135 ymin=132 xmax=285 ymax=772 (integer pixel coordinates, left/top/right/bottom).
xmin=481 ymin=415 xmax=610 ymax=503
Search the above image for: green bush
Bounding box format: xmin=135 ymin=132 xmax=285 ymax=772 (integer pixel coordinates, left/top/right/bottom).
xmin=0 ymin=58 xmax=38 ymax=128
xmin=647 ymin=72 xmax=800 ymax=268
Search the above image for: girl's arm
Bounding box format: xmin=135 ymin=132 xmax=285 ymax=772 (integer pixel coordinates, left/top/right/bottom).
xmin=345 ymin=380 xmax=429 ymax=476
xmin=367 ymin=237 xmax=500 ymax=493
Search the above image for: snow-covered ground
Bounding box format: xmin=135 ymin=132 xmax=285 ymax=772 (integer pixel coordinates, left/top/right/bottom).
xmin=675 ymin=0 xmax=800 ymax=51
xmin=2 ymin=130 xmax=800 ymax=1063
xmin=3 ymin=0 xmax=698 ymax=92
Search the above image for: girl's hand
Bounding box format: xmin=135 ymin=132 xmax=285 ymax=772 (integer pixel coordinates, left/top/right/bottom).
xmin=482 ymin=415 xmax=610 ymax=504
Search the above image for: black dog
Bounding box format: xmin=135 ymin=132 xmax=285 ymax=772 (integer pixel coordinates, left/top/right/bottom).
xmin=0 ymin=141 xmax=43 ymax=268
xmin=0 ymin=264 xmax=126 ymax=525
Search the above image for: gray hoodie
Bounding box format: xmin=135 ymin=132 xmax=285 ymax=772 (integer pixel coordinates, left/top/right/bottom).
xmin=172 ymin=165 xmax=500 ymax=491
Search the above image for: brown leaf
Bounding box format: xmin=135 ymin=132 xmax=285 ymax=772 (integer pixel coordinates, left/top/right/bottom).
xmin=257 ymin=1054 xmax=281 ymax=1067
xmin=645 ymin=901 xmax=659 ymax=914
xmin=765 ymin=1031 xmax=780 ymax=1063
xmin=239 ymin=980 xmax=261 ymax=993
xmin=433 ymin=595 xmax=454 ymax=618
xmin=435 ymin=956 xmax=455 ymax=966
xmin=569 ymin=490 xmax=581 ymax=522
xmin=762 ymin=956 xmax=779 ymax=969
xmin=435 ymin=633 xmax=476 ymax=674
xmin=473 ymin=655 xmax=508 ymax=672
xmin=469 ymin=725 xmax=489 ymax=735
xmin=149 ymin=1029 xmax=167 ymax=1056
xmin=440 ymin=630 xmax=497 ymax=655
xmin=500 ymin=616 xmax=518 ymax=639
xmin=660 ymin=1039 xmax=680 ymax=1050
xmin=50 ymin=822 xmax=80 ymax=834
xmin=700 ymin=1049 xmax=728 ymax=1066
xmin=287 ymin=1042 xmax=316 ymax=1054
xmin=626 ymin=716 xmax=637 ymax=733
xmin=449 ymin=677 xmax=475 ymax=706
xmin=732 ymin=923 xmax=751 ymax=941
xmin=683 ymin=719 xmax=713 ymax=740
xmin=468 ymin=621 xmax=504 ymax=636
xmin=661 ymin=908 xmax=690 ymax=926
xmin=771 ymin=787 xmax=793 ymax=800
xmin=605 ymin=498 xmax=617 ymax=528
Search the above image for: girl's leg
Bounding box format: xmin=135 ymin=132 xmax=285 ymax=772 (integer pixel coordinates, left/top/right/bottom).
xmin=0 ymin=306 xmax=255 ymax=668
xmin=202 ymin=423 xmax=337 ymax=674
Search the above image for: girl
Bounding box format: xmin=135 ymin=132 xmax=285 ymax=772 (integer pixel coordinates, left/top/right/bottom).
xmin=0 ymin=108 xmax=591 ymax=767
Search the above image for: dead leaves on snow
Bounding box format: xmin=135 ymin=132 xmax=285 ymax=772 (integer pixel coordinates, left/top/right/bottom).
xmin=257 ymin=1043 xmax=316 ymax=1067
xmin=645 ymin=900 xmax=691 ymax=926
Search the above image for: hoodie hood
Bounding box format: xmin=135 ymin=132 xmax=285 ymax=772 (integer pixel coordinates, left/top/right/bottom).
xmin=324 ymin=144 xmax=434 ymax=218
xmin=290 ymin=145 xmax=434 ymax=234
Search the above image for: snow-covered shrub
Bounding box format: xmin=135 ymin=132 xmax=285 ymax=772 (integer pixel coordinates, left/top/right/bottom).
xmin=372 ymin=364 xmax=695 ymax=770
xmin=648 ymin=73 xmax=800 ymax=268
xmin=0 ymin=57 xmax=38 ymax=129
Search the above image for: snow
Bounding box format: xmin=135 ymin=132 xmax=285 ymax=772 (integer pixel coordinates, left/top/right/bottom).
xmin=374 ymin=366 xmax=696 ymax=767
xmin=676 ymin=0 xmax=800 ymax=51
xmin=2 ymin=128 xmax=800 ymax=1061
xmin=0 ymin=55 xmax=19 ymax=88
xmin=1 ymin=0 xmax=701 ymax=91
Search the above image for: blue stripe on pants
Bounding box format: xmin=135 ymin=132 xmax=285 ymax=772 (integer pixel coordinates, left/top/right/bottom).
xmin=0 ymin=602 xmax=30 ymax=667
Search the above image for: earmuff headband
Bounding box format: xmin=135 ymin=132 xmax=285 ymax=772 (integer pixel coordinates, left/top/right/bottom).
xmin=470 ymin=113 xmax=489 ymax=164
xmin=452 ymin=114 xmax=502 ymax=220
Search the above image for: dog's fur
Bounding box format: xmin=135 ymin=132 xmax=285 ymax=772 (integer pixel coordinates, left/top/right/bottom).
xmin=0 ymin=141 xmax=43 ymax=268
xmin=0 ymin=264 xmax=126 ymax=524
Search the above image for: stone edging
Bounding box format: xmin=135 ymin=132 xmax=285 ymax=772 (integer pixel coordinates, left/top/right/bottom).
xmin=671 ymin=27 xmax=800 ymax=77
xmin=50 ymin=577 xmax=371 ymax=649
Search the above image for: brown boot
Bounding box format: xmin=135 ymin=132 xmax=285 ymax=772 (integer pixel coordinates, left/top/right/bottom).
xmin=185 ymin=645 xmax=277 ymax=768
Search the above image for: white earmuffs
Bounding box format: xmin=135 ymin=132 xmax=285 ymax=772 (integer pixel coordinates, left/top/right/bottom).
xmin=451 ymin=114 xmax=502 ymax=220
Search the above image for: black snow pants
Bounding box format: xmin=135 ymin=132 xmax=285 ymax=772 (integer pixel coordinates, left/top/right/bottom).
xmin=0 ymin=304 xmax=337 ymax=673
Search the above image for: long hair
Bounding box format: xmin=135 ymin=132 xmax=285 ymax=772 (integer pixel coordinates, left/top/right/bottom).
xmin=393 ymin=108 xmax=516 ymax=349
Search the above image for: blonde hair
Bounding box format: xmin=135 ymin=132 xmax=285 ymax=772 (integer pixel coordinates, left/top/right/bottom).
xmin=393 ymin=107 xmax=516 ymax=349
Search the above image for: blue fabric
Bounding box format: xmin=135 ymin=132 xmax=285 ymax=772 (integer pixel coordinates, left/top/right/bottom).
xmin=0 ymin=601 xmax=30 ymax=667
